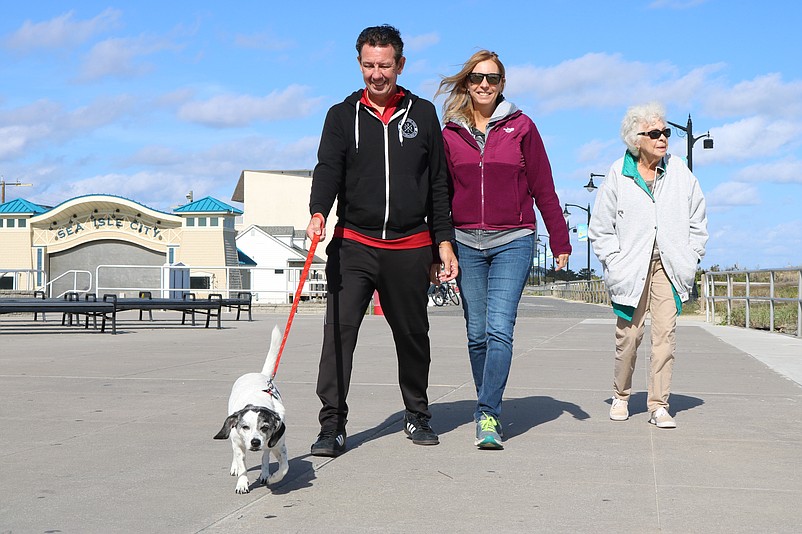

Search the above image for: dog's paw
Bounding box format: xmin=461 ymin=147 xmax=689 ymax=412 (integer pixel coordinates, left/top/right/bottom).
xmin=230 ymin=459 xmax=244 ymax=477
xmin=235 ymin=476 xmax=250 ymax=494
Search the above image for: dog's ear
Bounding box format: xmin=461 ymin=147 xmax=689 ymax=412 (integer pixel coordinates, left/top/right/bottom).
xmin=267 ymin=421 xmax=286 ymax=448
xmin=213 ymin=414 xmax=238 ymax=440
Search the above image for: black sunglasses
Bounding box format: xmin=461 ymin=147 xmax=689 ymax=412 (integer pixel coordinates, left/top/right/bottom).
xmin=638 ymin=128 xmax=671 ymax=140
xmin=467 ymin=72 xmax=502 ymax=85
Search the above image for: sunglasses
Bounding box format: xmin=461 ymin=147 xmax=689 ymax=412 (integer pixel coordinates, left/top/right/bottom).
xmin=638 ymin=128 xmax=671 ymax=140
xmin=467 ymin=72 xmax=502 ymax=85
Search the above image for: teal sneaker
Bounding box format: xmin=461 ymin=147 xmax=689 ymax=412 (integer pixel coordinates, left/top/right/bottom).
xmin=475 ymin=413 xmax=503 ymax=450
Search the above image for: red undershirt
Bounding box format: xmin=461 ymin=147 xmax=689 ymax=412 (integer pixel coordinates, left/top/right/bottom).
xmin=323 ymin=88 xmax=432 ymax=250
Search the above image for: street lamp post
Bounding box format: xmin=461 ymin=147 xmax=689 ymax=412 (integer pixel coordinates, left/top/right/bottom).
xmin=563 ymin=203 xmax=592 ymax=281
xmin=0 ymin=177 xmax=33 ymax=204
xmin=584 ymin=173 xmax=604 ymax=193
xmin=666 ymin=114 xmax=714 ymax=172
xmin=535 ymin=234 xmax=549 ymax=284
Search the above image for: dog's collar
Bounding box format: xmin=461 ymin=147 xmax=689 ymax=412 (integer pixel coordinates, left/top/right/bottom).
xmin=262 ymin=380 xmax=281 ymax=400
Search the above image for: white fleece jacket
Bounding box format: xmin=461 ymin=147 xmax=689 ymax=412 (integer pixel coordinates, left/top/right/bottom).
xmin=588 ymin=152 xmax=708 ymax=307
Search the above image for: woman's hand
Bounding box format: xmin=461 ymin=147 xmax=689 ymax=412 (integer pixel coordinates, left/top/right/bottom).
xmin=554 ymin=253 xmax=570 ymax=271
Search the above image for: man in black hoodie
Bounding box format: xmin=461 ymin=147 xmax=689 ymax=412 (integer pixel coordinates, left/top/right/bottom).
xmin=307 ymin=25 xmax=457 ymax=457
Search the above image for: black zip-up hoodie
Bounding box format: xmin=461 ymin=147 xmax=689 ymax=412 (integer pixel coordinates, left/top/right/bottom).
xmin=309 ymin=87 xmax=453 ymax=245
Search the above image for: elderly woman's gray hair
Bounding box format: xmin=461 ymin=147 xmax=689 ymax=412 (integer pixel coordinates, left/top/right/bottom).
xmin=620 ymin=102 xmax=667 ymax=157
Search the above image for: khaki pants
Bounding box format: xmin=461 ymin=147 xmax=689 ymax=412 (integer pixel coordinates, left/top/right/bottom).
xmin=613 ymin=258 xmax=677 ymax=413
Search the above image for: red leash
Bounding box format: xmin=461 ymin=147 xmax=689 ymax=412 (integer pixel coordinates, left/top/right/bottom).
xmin=272 ymin=215 xmax=323 ymax=378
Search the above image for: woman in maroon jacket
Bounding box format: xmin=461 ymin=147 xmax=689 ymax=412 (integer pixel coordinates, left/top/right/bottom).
xmin=437 ymin=50 xmax=571 ymax=449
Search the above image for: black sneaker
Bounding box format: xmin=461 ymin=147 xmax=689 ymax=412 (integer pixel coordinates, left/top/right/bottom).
xmin=311 ymin=429 xmax=346 ymax=457
xmin=403 ymin=411 xmax=439 ymax=445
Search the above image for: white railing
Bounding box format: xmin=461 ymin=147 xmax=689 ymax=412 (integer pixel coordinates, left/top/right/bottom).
xmin=527 ymin=279 xmax=611 ymax=306
xmin=45 ymin=270 xmax=92 ymax=298
xmin=0 ymin=269 xmax=48 ymax=293
xmin=95 ymin=264 xmax=327 ymax=303
xmin=702 ymin=268 xmax=801 ymax=338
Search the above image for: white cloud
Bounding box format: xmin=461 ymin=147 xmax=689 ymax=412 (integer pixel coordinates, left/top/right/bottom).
xmin=0 ymin=125 xmax=48 ymax=159
xmin=0 ymin=97 xmax=135 ymax=160
xmin=3 ymin=8 xmax=121 ymax=51
xmin=35 ymin=134 xmax=320 ymax=211
xmin=233 ymin=32 xmax=294 ymax=51
xmin=705 ymin=181 xmax=761 ymax=209
xmin=734 ymin=158 xmax=802 ymax=184
xmin=123 ymin=146 xmax=184 ymax=167
xmin=576 ymin=139 xmax=618 ymax=164
xmin=504 ymin=53 xmax=724 ymax=113
xmin=405 ymin=33 xmax=439 ymax=52
xmin=704 ymin=73 xmax=802 ymax=118
xmin=177 ymin=85 xmax=324 ymax=127
xmin=78 ymin=36 xmax=181 ymax=81
xmin=695 ymin=116 xmax=801 ymax=164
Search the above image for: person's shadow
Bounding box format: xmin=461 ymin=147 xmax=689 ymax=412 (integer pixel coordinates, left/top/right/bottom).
xmin=268 ymin=391 xmax=703 ymax=492
xmin=428 ymin=396 xmax=591 ymax=439
xmin=607 ymin=391 xmax=704 ymax=417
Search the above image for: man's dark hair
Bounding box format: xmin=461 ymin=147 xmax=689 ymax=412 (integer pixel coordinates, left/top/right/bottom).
xmin=356 ymin=25 xmax=404 ymax=63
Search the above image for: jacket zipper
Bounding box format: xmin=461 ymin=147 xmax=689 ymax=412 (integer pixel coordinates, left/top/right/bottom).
xmin=382 ymin=122 xmax=390 ymax=239
xmin=363 ymin=104 xmax=407 ymax=239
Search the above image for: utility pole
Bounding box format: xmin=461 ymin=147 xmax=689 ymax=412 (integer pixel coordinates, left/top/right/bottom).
xmin=1 ymin=177 xmax=33 ymax=203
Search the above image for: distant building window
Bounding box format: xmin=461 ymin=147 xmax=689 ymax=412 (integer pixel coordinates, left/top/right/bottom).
xmin=210 ymin=217 xmax=219 ymax=226
xmin=0 ymin=219 xmax=4 ymax=228
xmin=198 ymin=217 xmax=207 ymax=227
xmin=36 ymin=248 xmax=44 ymax=285
xmin=275 ymin=269 xmax=284 ymax=274
xmin=168 ymin=247 xmax=176 ymax=264
xmin=18 ymin=218 xmax=26 ymax=228
xmin=186 ymin=217 xmax=195 ymax=227
xmin=190 ymin=276 xmax=210 ymax=289
xmin=7 ymin=219 xmax=15 ymax=228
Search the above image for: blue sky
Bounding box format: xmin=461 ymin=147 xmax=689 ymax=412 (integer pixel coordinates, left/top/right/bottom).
xmin=1 ymin=0 xmax=800 ymax=273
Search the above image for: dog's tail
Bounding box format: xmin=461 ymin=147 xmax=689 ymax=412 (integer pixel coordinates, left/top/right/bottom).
xmin=262 ymin=324 xmax=283 ymax=378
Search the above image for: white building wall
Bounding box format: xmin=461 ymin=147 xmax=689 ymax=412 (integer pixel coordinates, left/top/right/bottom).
xmin=236 ymin=227 xmax=302 ymax=304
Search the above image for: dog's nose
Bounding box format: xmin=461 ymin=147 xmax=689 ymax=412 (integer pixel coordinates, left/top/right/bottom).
xmin=250 ymin=438 xmax=262 ymax=449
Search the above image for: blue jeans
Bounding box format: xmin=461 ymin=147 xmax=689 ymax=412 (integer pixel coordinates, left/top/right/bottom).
xmin=455 ymin=234 xmax=535 ymax=421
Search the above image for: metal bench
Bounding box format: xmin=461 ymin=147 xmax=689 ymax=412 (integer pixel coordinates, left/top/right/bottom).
xmin=103 ymin=294 xmax=223 ymax=329
xmin=209 ymin=292 xmax=253 ymax=321
xmin=0 ymin=298 xmax=117 ymax=334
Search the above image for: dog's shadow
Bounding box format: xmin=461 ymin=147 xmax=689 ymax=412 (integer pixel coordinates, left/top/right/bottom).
xmin=245 ymin=456 xmax=316 ymax=495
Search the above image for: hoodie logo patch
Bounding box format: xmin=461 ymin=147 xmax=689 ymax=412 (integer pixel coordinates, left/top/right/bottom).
xmin=400 ymin=118 xmax=418 ymax=139
xmin=504 ymin=127 xmax=515 ymax=133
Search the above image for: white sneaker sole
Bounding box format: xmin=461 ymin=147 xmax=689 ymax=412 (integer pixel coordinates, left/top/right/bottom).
xmin=609 ymin=413 xmax=629 ymax=421
xmin=648 ymin=418 xmax=677 ymax=428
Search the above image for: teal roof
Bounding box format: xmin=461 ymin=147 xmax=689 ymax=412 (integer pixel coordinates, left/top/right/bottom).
xmin=0 ymin=198 xmax=48 ymax=215
xmin=174 ymin=196 xmax=243 ymax=215
xmin=237 ymin=248 xmax=257 ymax=266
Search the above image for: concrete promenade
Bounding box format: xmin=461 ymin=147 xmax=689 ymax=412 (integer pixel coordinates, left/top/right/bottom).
xmin=1 ymin=296 xmax=801 ymax=533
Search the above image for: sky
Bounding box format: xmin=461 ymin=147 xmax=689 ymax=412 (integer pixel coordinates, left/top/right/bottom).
xmin=1 ymin=0 xmax=801 ymax=273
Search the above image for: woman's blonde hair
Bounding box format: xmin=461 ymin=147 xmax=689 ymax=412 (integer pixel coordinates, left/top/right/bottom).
xmin=435 ymin=50 xmax=505 ymax=127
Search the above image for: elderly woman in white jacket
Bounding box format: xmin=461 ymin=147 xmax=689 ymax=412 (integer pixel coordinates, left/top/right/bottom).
xmin=588 ymin=102 xmax=708 ymax=429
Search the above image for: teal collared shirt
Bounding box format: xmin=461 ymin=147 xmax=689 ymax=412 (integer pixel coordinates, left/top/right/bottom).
xmin=612 ymin=152 xmax=682 ymax=322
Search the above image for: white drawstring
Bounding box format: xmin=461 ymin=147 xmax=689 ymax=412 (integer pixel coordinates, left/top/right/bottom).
xmin=397 ymin=100 xmax=412 ymax=146
xmin=354 ymin=99 xmax=360 ymax=153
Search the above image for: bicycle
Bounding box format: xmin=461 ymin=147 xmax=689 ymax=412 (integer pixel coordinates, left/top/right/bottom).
xmin=428 ymin=281 xmax=460 ymax=306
